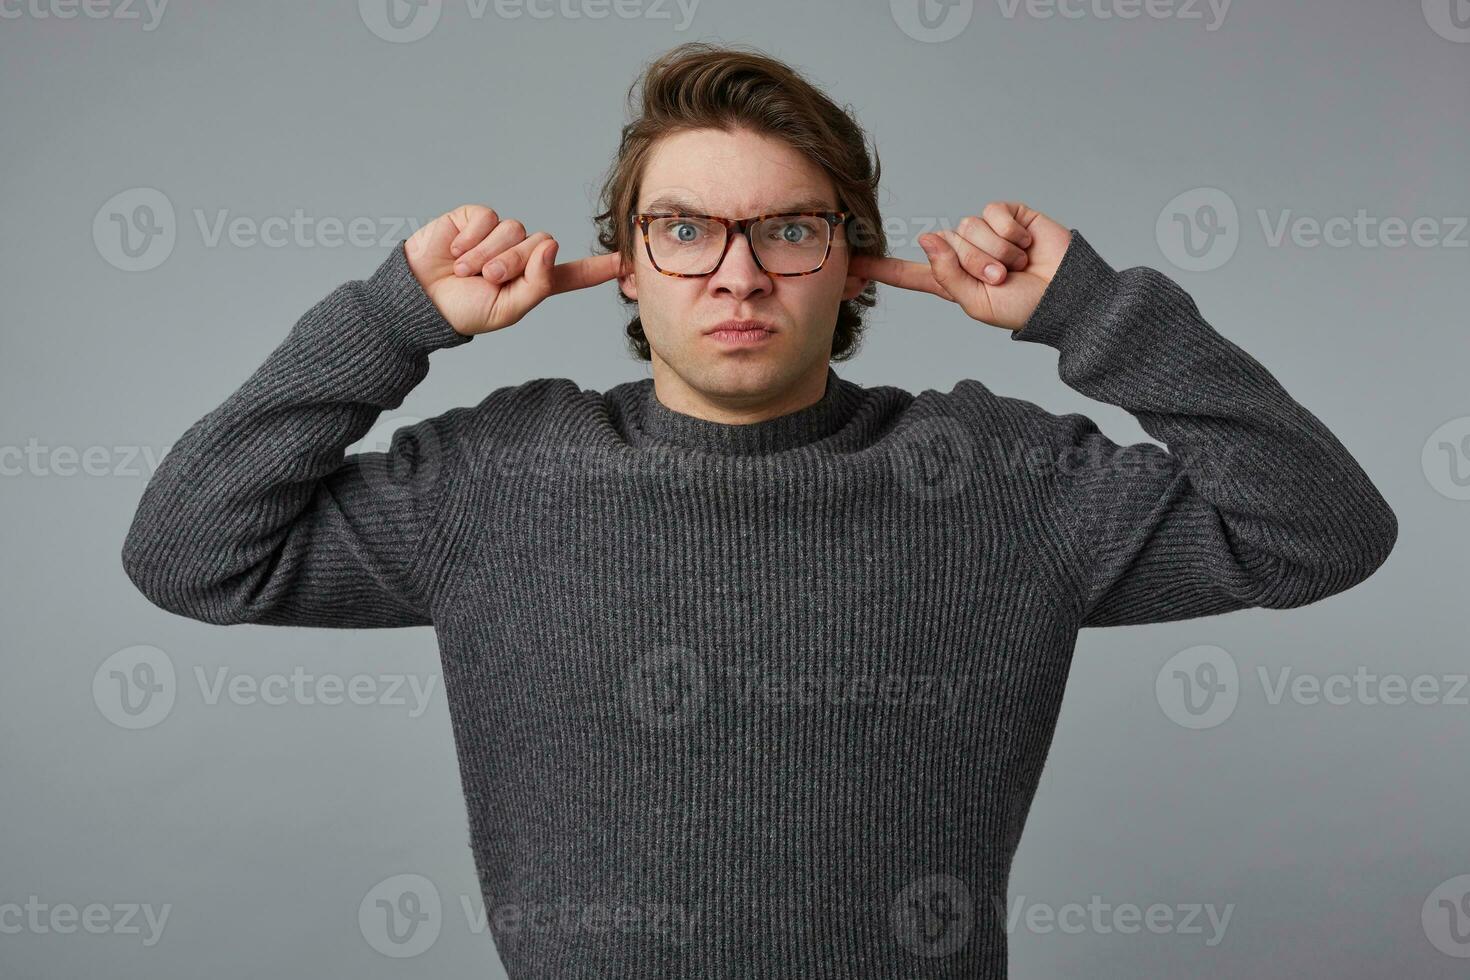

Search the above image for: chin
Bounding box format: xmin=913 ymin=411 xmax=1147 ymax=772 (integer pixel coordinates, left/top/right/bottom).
xmin=699 ymin=358 xmax=791 ymax=392
xmin=655 ymin=335 xmax=817 ymax=398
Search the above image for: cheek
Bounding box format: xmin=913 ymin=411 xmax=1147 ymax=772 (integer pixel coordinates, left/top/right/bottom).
xmin=632 ymin=275 xmax=701 ymax=336
xmin=793 ymin=270 xmax=847 ymax=315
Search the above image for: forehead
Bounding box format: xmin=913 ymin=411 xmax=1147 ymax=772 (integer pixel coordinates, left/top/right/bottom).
xmin=638 ymin=127 xmax=836 ymax=215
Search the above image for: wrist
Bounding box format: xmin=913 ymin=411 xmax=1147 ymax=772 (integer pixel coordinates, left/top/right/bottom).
xmin=364 ymin=240 xmax=474 ymax=352
xmin=1009 ymin=231 xmax=1121 ymax=348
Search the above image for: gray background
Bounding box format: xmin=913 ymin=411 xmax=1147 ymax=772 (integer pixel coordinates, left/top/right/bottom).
xmin=2 ymin=0 xmax=1465 ymax=976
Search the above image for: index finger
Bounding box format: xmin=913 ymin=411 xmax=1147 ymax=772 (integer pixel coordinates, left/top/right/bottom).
xmin=548 ymin=251 xmax=626 ymax=295
xmin=849 ymin=254 xmax=949 ymax=299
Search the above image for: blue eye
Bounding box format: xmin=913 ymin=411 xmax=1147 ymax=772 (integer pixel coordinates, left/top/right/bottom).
xmin=653 ymin=216 xmax=714 ymax=247
xmin=764 ymin=218 xmax=821 ymax=245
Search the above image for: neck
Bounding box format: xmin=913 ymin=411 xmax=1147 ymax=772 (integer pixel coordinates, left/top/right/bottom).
xmin=649 ymin=359 xmax=831 ymax=425
xmin=630 ymin=361 xmax=853 ymax=456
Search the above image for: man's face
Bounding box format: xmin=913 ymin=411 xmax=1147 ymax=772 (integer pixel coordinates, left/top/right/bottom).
xmin=617 ymin=127 xmax=868 ymax=402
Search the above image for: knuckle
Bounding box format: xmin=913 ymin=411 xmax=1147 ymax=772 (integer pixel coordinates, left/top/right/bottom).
xmin=495 ymin=246 xmax=528 ymax=274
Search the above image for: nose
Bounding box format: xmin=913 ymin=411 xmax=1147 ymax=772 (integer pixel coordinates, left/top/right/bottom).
xmin=706 ymin=229 xmax=772 ymax=300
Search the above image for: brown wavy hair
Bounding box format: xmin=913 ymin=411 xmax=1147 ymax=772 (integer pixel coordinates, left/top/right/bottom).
xmin=592 ymin=43 xmax=886 ymax=362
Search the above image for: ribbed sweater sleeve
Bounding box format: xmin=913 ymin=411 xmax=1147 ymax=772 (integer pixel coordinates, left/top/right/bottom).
xmin=120 ymin=241 xmax=473 ymax=627
xmin=1005 ymin=230 xmax=1398 ymax=627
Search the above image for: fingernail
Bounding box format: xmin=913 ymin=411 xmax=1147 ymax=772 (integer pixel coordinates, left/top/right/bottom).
xmin=454 ymin=262 xmax=468 ymax=275
xmin=485 ymin=262 xmax=505 ymax=282
xmin=985 ymin=264 xmax=1003 ymax=281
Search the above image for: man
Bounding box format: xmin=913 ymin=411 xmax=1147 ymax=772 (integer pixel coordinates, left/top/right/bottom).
xmin=121 ymin=43 xmax=1396 ymax=979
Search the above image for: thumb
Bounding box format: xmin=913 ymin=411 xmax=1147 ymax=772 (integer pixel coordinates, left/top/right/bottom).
xmin=920 ymin=233 xmax=987 ymax=317
xmin=919 ymin=234 xmax=966 ymax=295
xmin=523 ymin=237 xmax=558 ymax=296
xmin=490 ymin=238 xmax=558 ymax=330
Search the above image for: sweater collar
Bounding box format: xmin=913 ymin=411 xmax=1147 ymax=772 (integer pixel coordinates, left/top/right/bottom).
xmin=631 ymin=366 xmax=857 ymax=455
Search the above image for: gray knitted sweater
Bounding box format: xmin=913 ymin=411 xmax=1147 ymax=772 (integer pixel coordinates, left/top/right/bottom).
xmin=120 ymin=230 xmax=1397 ymax=978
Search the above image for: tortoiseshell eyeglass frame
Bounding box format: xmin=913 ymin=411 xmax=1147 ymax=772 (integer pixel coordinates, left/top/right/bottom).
xmin=629 ymin=210 xmax=851 ymax=278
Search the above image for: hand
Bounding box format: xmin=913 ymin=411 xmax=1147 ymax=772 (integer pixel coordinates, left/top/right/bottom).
xmin=405 ymin=204 xmax=625 ymax=337
xmin=849 ymin=201 xmax=1071 ymax=332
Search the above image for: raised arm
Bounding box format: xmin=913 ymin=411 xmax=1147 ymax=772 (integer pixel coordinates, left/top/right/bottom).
xmin=1006 ymin=230 xmax=1399 ymax=626
xmin=120 ymin=204 xmax=624 ymax=627
xmin=856 ymin=203 xmax=1397 ymax=627
xmin=119 ymin=240 xmax=474 ymax=627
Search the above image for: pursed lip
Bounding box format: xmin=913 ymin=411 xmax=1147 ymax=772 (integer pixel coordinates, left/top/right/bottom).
xmin=703 ymin=318 xmax=779 ymax=335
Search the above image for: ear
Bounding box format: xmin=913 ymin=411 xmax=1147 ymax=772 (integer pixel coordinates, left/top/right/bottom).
xmin=618 ymin=266 xmax=638 ymax=301
xmin=841 ymin=270 xmax=869 ymax=301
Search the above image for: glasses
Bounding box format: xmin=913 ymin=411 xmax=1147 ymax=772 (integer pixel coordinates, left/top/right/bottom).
xmin=630 ymin=210 xmax=849 ymax=277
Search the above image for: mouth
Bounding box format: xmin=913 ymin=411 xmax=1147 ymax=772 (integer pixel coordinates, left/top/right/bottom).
xmin=704 ymin=318 xmax=778 ymax=346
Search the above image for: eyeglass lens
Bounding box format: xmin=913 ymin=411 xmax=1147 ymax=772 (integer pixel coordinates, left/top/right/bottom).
xmin=647 ymin=215 xmax=831 ymax=275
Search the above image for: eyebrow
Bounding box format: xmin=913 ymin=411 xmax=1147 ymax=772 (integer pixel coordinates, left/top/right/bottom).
xmin=640 ymin=194 xmax=837 ymax=216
